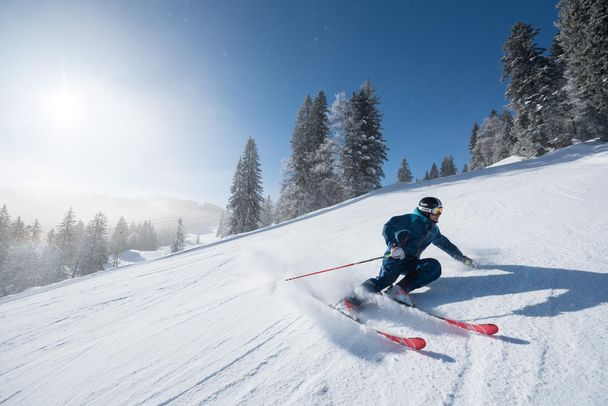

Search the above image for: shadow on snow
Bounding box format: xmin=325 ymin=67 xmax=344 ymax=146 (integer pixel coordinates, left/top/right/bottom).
xmin=421 ymin=264 xmax=608 ymax=318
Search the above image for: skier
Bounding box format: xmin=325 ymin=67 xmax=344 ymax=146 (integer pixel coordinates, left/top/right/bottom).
xmin=338 ymin=197 xmax=476 ymax=311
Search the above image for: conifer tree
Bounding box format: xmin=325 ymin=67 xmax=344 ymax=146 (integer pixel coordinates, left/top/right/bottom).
xmin=396 ymin=159 xmax=413 ymax=183
xmin=308 ymin=91 xmax=341 ymax=210
xmin=11 ymin=217 xmax=27 ymax=244
xmin=278 ymin=91 xmax=341 ymax=221
xmin=27 ymin=219 xmax=41 ymax=242
xmin=494 ymin=111 xmax=516 ymax=161
xmin=78 ymin=212 xmax=109 ymax=276
xmin=469 ymin=122 xmax=479 ymax=157
xmin=277 ymin=96 xmax=313 ymax=220
xmin=227 ymin=137 xmax=264 ymax=234
xmin=440 ymin=156 xmax=457 ymax=177
xmin=110 ymin=217 xmax=129 ymax=265
xmin=341 ymin=81 xmax=388 ymax=197
xmin=501 ymin=22 xmax=552 ymax=156
xmin=471 ymin=110 xmax=505 ymax=169
xmin=55 ymin=208 xmax=79 ymax=277
xmin=429 ymin=163 xmax=439 ymax=179
xmin=171 ymin=218 xmax=185 ymax=253
xmin=260 ymin=196 xmax=275 ymax=228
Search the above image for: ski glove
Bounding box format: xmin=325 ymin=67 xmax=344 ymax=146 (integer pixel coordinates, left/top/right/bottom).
xmin=461 ymin=256 xmax=477 ymax=268
xmin=390 ymin=246 xmax=406 ymax=260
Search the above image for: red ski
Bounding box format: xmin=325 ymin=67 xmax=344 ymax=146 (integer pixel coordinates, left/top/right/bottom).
xmin=426 ymin=312 xmax=499 ymax=335
xmin=389 ymin=296 xmax=499 ymax=335
xmin=329 ymin=304 xmax=427 ymax=350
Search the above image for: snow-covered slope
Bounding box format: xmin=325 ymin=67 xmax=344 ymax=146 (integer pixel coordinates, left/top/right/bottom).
xmin=1 ymin=142 xmax=607 ymax=405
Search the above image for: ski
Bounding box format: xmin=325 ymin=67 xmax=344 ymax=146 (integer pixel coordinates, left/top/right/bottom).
xmin=389 ymin=296 xmax=499 ymax=335
xmin=329 ymin=304 xmax=427 ymax=350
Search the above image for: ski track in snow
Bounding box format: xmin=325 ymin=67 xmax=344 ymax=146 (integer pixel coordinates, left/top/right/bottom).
xmin=1 ymin=142 xmax=608 ymax=405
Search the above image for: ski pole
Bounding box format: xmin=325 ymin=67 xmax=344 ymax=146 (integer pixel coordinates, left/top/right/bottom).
xmin=285 ymin=255 xmax=387 ymax=282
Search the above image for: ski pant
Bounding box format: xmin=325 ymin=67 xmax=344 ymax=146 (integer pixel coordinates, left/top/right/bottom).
xmin=362 ymin=257 xmax=442 ymax=293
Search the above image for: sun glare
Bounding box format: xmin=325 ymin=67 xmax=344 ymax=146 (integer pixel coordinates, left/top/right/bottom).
xmin=44 ymin=85 xmax=84 ymax=129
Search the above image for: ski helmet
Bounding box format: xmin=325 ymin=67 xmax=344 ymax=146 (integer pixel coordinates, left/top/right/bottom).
xmin=418 ymin=197 xmax=443 ymax=215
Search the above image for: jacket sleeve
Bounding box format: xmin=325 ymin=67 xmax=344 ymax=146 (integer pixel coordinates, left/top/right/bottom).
xmin=382 ymin=216 xmax=409 ymax=247
xmin=432 ymin=230 xmax=464 ymax=261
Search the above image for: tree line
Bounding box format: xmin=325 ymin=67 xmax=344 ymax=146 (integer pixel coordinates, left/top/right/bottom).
xmin=0 ymin=205 xmax=187 ymax=297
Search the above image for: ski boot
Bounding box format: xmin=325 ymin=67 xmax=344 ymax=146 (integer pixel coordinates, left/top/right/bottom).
xmin=334 ymin=294 xmax=364 ymax=315
xmin=385 ymin=285 xmax=415 ymax=307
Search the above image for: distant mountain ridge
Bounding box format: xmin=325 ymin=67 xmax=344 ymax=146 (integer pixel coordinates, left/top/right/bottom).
xmin=0 ymin=188 xmax=223 ymax=233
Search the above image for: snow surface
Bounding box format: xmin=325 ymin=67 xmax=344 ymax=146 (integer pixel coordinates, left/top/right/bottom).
xmin=486 ymin=155 xmax=525 ymax=168
xmin=1 ymin=142 xmax=607 ymax=405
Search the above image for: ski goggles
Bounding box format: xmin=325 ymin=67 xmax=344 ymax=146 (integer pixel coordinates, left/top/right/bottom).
xmin=420 ymin=206 xmax=443 ymax=215
xmin=430 ymin=207 xmax=443 ymax=216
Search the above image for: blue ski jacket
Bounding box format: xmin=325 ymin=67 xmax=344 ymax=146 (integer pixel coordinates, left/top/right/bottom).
xmin=382 ymin=208 xmax=464 ymax=261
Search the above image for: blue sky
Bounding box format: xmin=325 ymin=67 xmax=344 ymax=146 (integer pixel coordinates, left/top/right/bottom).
xmin=0 ymin=0 xmax=559 ymax=207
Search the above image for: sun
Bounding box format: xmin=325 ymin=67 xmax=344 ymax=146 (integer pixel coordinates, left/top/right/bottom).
xmin=44 ymin=84 xmax=84 ymax=129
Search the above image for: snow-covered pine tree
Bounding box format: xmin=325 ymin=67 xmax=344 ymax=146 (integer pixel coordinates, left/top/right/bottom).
xmin=541 ymin=37 xmax=577 ymax=147
xmin=11 ymin=216 xmax=27 ymax=244
xmin=127 ymin=221 xmax=139 ymax=249
xmin=396 ymin=158 xmax=413 ymax=183
xmin=557 ymin=0 xmax=608 ymax=141
xmin=341 ymin=80 xmax=388 ymax=197
xmin=26 ymin=219 xmax=41 ymax=242
xmin=110 ymin=216 xmax=129 ymax=265
xmin=277 ymin=96 xmax=313 ymax=221
xmin=308 ymin=91 xmax=342 ymax=210
xmin=277 ymin=92 xmax=341 ymax=221
xmin=429 ymin=163 xmax=439 ymax=179
xmin=171 ymin=218 xmax=185 ymax=253
xmin=462 ymin=163 xmax=469 ymax=173
xmin=501 ymin=22 xmax=552 ymax=157
xmin=329 ymin=92 xmax=350 ymax=150
xmin=227 ymin=137 xmax=264 ymax=234
xmin=328 ymin=91 xmax=352 ymax=199
xmin=260 ymin=196 xmax=275 ymax=228
xmin=78 ymin=212 xmax=109 ymax=276
xmin=55 ymin=208 xmax=80 ymax=278
xmin=468 ymin=122 xmax=479 ymax=157
xmin=493 ymin=111 xmax=516 ymax=161
xmin=471 ymin=110 xmax=505 ymax=169
xmin=41 ymin=227 xmax=64 ymax=285
xmin=440 ymin=156 xmax=457 ymax=177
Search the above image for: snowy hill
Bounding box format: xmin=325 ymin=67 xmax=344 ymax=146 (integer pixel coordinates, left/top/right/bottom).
xmin=1 ymin=142 xmax=607 ymax=405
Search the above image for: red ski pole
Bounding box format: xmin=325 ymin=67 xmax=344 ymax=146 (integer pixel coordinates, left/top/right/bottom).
xmin=284 ymin=255 xmax=387 ymax=282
